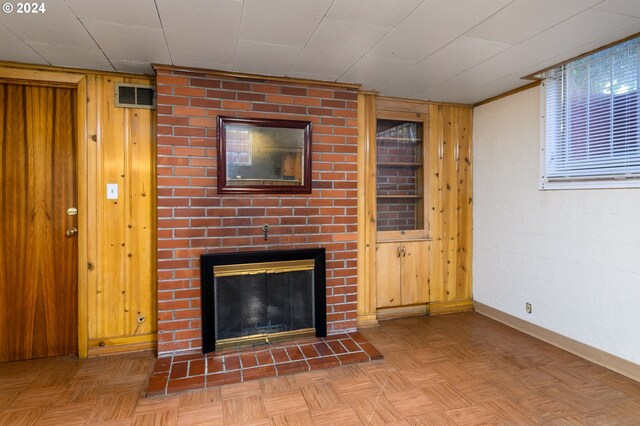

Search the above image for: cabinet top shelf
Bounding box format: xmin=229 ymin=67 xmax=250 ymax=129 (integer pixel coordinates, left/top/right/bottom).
xmin=377 ymin=194 xmax=424 ymax=199
xmin=376 ymin=137 xmax=422 ymax=143
xmin=377 ymin=162 xmax=422 ymax=167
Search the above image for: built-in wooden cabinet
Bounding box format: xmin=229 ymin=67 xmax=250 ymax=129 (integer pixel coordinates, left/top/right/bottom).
xmin=373 ymin=107 xmax=430 ymax=314
xmin=357 ymin=93 xmax=473 ymax=324
xmin=376 ymin=241 xmax=428 ymax=307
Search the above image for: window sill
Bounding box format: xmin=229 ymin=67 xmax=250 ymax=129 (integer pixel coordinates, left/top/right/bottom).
xmin=539 ymin=179 xmax=640 ymax=190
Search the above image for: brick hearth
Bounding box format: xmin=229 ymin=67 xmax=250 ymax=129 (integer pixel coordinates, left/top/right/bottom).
xmin=145 ymin=332 xmax=382 ymax=396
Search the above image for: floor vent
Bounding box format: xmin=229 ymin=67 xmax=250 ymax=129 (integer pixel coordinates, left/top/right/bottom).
xmin=115 ymin=83 xmax=156 ymax=109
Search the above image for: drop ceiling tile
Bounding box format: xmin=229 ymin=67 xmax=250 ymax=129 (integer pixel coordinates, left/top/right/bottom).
xmin=508 ymin=9 xmax=640 ymax=73
xmin=369 ymin=0 xmax=512 ymax=62
xmin=466 ymin=0 xmax=601 ymax=45
xmin=291 ymin=16 xmax=391 ymax=76
xmin=460 ymin=9 xmax=640 ymax=87
xmin=594 ymin=0 xmax=640 ymax=18
xmin=156 ymin=0 xmax=242 ymax=67
xmin=414 ymin=75 xmax=479 ymax=103
xmin=66 ymin=0 xmax=161 ymax=28
xmin=111 ymin=61 xmax=155 ymax=75
xmin=338 ymin=54 xmax=416 ymax=89
xmin=518 ymin=26 xmax=640 ymax=78
xmin=239 ymin=0 xmax=332 ymax=47
xmin=0 ymin=1 xmax=96 ymax=49
xmin=433 ymin=16 xmax=640 ymax=106
xmin=418 ymin=87 xmax=475 ymax=104
xmin=376 ymin=36 xmax=510 ymax=97
xmin=374 ymin=73 xmax=425 ymax=99
xmin=327 ymin=0 xmax=423 ymax=27
xmin=168 ymin=60 xmax=233 ymax=72
xmin=0 ymin=23 xmax=47 ymax=65
xmin=446 ymin=46 xmax=537 ymax=90
xmin=28 ymin=43 xmax=113 ymax=71
xmin=415 ymin=72 xmax=522 ymax=104
xmin=287 ymin=70 xmax=341 ymax=82
xmin=468 ymin=75 xmax=529 ymax=103
xmin=82 ymin=21 xmax=171 ymax=63
xmin=234 ymin=40 xmax=301 ymax=76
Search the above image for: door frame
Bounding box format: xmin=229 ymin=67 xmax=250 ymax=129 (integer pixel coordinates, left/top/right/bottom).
xmin=0 ymin=66 xmax=89 ymax=357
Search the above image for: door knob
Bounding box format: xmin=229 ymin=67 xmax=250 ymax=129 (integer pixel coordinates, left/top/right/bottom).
xmin=65 ymin=227 xmax=78 ymax=237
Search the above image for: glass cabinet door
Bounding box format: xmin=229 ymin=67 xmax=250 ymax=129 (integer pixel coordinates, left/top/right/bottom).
xmin=375 ymin=119 xmax=424 ymax=233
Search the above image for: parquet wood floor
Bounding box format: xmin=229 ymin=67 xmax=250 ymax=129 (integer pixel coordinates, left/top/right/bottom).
xmin=2 ymin=312 xmax=640 ymax=425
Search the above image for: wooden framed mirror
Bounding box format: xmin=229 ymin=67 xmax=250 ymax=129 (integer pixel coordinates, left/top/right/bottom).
xmin=217 ymin=116 xmax=312 ymax=194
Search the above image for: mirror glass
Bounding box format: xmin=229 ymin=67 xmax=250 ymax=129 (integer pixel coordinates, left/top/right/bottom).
xmin=217 ymin=117 xmax=312 ymax=193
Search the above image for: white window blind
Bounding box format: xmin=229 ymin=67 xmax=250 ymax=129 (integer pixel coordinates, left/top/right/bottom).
xmin=542 ymin=37 xmax=640 ymax=188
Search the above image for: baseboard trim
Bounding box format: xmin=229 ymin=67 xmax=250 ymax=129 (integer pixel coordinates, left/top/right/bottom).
xmin=474 ymin=301 xmax=640 ymax=383
xmin=377 ymin=305 xmax=427 ymax=320
xmin=357 ymin=314 xmax=379 ymax=328
xmin=428 ymin=299 xmax=474 ymax=315
xmin=88 ymin=334 xmax=157 ymax=357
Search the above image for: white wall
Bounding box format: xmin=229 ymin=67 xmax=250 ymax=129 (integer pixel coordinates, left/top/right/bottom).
xmin=473 ymin=86 xmax=640 ymax=365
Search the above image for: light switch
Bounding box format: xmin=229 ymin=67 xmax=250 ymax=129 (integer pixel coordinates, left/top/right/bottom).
xmin=107 ymin=183 xmax=118 ymax=200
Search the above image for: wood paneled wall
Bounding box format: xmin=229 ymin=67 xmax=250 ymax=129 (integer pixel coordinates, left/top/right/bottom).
xmin=357 ymin=95 xmax=473 ymax=324
xmin=0 ymin=64 xmax=156 ymax=357
xmin=427 ymin=104 xmax=473 ymax=314
xmin=87 ymin=75 xmax=156 ymax=355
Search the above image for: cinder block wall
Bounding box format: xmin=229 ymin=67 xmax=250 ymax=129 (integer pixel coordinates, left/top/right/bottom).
xmin=155 ymin=67 xmax=359 ymax=356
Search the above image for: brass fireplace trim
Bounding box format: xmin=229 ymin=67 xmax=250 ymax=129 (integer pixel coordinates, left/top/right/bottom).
xmin=215 ymin=327 xmax=316 ymax=350
xmin=213 ymin=259 xmax=314 ymax=277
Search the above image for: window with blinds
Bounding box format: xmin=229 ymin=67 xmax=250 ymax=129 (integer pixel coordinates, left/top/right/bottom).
xmin=541 ymin=37 xmax=640 ymax=189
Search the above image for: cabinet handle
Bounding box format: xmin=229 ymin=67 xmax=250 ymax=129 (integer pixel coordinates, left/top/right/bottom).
xmin=401 ymin=246 xmax=406 ymax=257
xmin=396 ymin=246 xmax=401 ymax=258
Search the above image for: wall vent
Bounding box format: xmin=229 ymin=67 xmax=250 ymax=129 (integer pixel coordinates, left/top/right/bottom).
xmin=115 ymin=83 xmax=156 ymax=109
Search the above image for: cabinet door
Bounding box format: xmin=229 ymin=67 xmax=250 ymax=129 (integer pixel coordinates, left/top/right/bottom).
xmin=375 ymin=243 xmax=401 ymax=308
xmin=401 ymin=241 xmax=429 ymax=305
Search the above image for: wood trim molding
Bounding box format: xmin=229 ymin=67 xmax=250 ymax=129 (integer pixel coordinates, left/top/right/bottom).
xmin=474 ymin=301 xmax=640 ymax=383
xmin=88 ymin=334 xmax=157 ymax=357
xmin=427 ymin=300 xmax=474 ymax=315
xmin=376 ymin=95 xmax=472 ymax=109
xmin=356 ymin=92 xmax=378 ymax=327
xmin=357 ymin=314 xmax=379 ymax=328
xmin=152 ymin=63 xmax=361 ymax=89
xmin=377 ymin=305 xmax=428 ymax=321
xmin=75 ymin=76 xmax=89 ymax=359
xmin=473 ymin=81 xmax=541 ymax=108
xmin=0 ymin=60 xmax=154 ymax=80
xmin=0 ymin=66 xmax=83 ymax=86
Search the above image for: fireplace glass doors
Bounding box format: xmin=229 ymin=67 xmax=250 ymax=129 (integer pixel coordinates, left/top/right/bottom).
xmin=201 ymin=249 xmax=326 ymax=353
xmin=214 ymin=260 xmax=314 ymax=347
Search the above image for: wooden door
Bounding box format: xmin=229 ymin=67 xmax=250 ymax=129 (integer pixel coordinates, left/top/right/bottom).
xmin=0 ymin=83 xmax=78 ymax=362
xmin=375 ymin=242 xmax=401 ymax=308
xmin=401 ymin=241 xmax=429 ymax=305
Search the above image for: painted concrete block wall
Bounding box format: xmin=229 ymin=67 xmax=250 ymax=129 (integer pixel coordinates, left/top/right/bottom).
xmin=473 ymin=86 xmax=640 ymax=364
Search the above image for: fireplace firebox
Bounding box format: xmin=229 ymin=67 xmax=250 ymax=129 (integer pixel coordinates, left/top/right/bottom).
xmin=200 ymin=249 xmax=326 ymax=353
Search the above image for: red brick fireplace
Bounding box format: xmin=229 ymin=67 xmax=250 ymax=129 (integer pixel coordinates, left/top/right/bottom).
xmin=154 ymin=65 xmax=359 ymax=356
